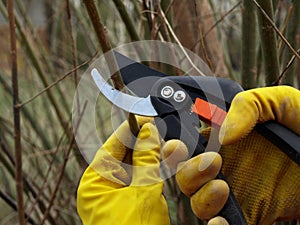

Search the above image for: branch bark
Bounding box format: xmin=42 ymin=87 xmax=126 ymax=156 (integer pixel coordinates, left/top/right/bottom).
xmin=0 ymin=189 xmax=37 ymax=225
xmin=281 ymin=1 xmax=300 ymax=85
xmin=83 ymin=0 xmax=139 ymax=135
xmin=241 ymin=0 xmax=258 ymax=89
xmin=172 ymin=0 xmax=229 ymax=77
xmin=256 ymin=0 xmax=279 ymax=85
xmin=7 ymin=0 xmax=25 ymax=224
xmin=83 ymin=0 xmax=122 ymax=89
xmin=112 ymin=0 xmax=140 ymax=42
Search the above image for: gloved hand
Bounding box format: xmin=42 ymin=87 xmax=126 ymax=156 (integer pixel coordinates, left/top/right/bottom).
xmin=163 ymin=86 xmax=300 ymax=225
xmin=77 ymin=117 xmax=170 ymax=225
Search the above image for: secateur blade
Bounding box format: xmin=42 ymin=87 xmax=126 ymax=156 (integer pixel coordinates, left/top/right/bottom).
xmin=91 ymin=68 xmax=158 ymax=116
xmin=114 ymin=51 xmax=167 ymax=81
xmin=114 ymin=51 xmax=166 ymax=97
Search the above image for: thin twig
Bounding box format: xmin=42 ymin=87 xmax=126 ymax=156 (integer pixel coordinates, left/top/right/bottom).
xmin=7 ymin=0 xmax=25 ymax=224
xmin=0 ymin=72 xmax=52 ymax=148
xmin=277 ymin=3 xmax=294 ymax=50
xmin=16 ymin=53 xmax=97 ymax=109
xmin=203 ymin=1 xmax=242 ymax=38
xmin=194 ymin=0 xmax=214 ymax=72
xmin=0 ymin=189 xmax=37 ymax=225
xmin=83 ymin=0 xmax=139 ymax=134
xmin=112 ymin=0 xmax=140 ymax=42
xmin=26 ymin=115 xmax=74 ymax=221
xmin=158 ymin=5 xmax=206 ymax=76
xmin=252 ymin=0 xmax=300 ymax=61
xmin=142 ymin=0 xmax=153 ymax=32
xmin=112 ymin=0 xmax=147 ymax=63
xmin=152 ymin=0 xmax=182 ymax=76
xmin=15 ymin=0 xmax=70 ymax=113
xmin=273 ymin=48 xmax=300 ymax=86
xmin=0 ymin=133 xmax=58 ymax=224
xmin=0 ymin=0 xmax=69 ymax=129
xmin=152 ymin=0 xmax=174 ymax=40
xmin=241 ymin=0 xmax=258 ymax=89
xmin=40 ymin=101 xmax=88 ymax=225
xmin=15 ymin=8 xmax=66 ymax=129
xmin=66 ymin=0 xmax=80 ymax=113
xmin=83 ymin=0 xmax=123 ymax=87
xmin=153 ymin=0 xmax=171 ymax=41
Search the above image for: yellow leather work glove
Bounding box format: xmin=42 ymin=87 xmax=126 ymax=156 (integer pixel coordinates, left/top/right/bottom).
xmin=163 ymin=86 xmax=300 ymax=225
xmin=77 ymin=118 xmax=170 ymax=225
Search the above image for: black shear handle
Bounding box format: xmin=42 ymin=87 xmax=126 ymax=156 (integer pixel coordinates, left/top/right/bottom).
xmin=255 ymin=122 xmax=300 ymax=165
xmin=155 ymin=113 xmax=248 ymax=225
xmin=217 ymin=173 xmax=247 ymax=225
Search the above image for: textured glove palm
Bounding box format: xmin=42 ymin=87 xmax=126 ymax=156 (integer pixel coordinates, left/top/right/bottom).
xmin=170 ymin=86 xmax=300 ymax=225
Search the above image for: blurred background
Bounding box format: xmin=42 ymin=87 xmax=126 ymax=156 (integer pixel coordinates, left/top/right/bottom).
xmin=0 ymin=0 xmax=299 ymax=224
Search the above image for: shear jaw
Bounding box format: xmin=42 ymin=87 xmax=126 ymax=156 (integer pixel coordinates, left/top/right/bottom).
xmin=91 ymin=68 xmax=158 ymax=117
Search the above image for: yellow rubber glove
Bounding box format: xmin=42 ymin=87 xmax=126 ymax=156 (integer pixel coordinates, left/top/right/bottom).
xmin=163 ymin=86 xmax=300 ymax=225
xmin=77 ymin=118 xmax=170 ymax=225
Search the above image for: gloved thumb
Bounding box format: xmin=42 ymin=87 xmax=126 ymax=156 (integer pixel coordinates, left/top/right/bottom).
xmin=161 ymin=140 xmax=189 ymax=170
xmin=207 ymin=217 xmax=229 ymax=225
xmin=131 ymin=122 xmax=162 ymax=186
xmin=219 ymin=86 xmax=300 ymax=145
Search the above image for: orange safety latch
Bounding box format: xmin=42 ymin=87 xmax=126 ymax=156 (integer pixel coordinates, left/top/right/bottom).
xmin=192 ymin=98 xmax=227 ymax=128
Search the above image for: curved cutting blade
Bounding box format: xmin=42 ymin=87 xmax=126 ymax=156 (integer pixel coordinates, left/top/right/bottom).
xmin=114 ymin=51 xmax=166 ymax=83
xmin=114 ymin=51 xmax=165 ymax=97
xmin=91 ymin=68 xmax=158 ymax=116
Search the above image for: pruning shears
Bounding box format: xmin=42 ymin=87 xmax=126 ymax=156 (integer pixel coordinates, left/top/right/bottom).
xmin=91 ymin=51 xmax=300 ymax=225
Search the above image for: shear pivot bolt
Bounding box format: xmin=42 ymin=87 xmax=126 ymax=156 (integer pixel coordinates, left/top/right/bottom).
xmin=174 ymin=90 xmax=186 ymax=102
xmin=161 ymin=86 xmax=174 ymax=98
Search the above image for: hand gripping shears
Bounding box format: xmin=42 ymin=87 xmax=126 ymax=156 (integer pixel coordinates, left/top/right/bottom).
xmin=91 ymin=51 xmax=300 ymax=225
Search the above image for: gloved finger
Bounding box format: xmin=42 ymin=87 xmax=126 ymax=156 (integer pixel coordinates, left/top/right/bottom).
xmin=131 ymin=122 xmax=162 ymax=186
xmin=99 ymin=120 xmax=134 ymax=162
xmin=176 ymin=152 xmax=222 ymax=196
xmin=219 ymin=86 xmax=300 ymax=145
xmin=89 ymin=150 xmax=131 ymax=187
xmin=161 ymin=140 xmax=189 ymax=170
xmin=82 ymin=117 xmax=155 ymax=191
xmin=135 ymin=115 xmax=154 ymax=125
xmin=98 ymin=116 xmax=153 ymax=162
xmin=88 ymin=117 xmax=153 ymax=186
xmin=190 ymin=180 xmax=229 ymax=221
xmin=207 ymin=216 xmax=229 ymax=225
xmin=87 ymin=120 xmax=135 ymax=186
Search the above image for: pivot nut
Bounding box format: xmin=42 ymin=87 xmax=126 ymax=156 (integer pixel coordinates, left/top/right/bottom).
xmin=161 ymin=86 xmax=174 ymax=98
xmin=174 ymin=90 xmax=186 ymax=102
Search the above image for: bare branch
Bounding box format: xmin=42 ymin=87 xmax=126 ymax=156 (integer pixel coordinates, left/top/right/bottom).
xmin=158 ymin=5 xmax=207 ymax=76
xmin=83 ymin=0 xmax=139 ymax=135
xmin=7 ymin=0 xmax=25 ymax=224
xmin=204 ymin=1 xmax=242 ymax=38
xmin=40 ymin=101 xmax=88 ymax=225
xmin=253 ymin=0 xmax=300 ymax=61
xmin=16 ymin=53 xmax=98 ymax=108
xmin=66 ymin=0 xmax=80 ymax=111
xmin=273 ymin=48 xmax=300 ymax=86
xmin=0 ymin=189 xmax=37 ymax=225
xmin=242 ymin=0 xmax=258 ymax=89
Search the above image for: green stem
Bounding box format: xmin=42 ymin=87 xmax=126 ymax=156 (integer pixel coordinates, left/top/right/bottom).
xmin=0 ymin=0 xmax=68 ymax=132
xmin=241 ymin=0 xmax=258 ymax=89
xmin=256 ymin=0 xmax=280 ymax=85
xmin=281 ymin=1 xmax=300 ymax=85
xmin=0 ymin=71 xmax=53 ymax=149
xmin=83 ymin=0 xmax=139 ymax=135
xmin=15 ymin=0 xmax=70 ymax=113
xmin=7 ymin=0 xmax=25 ymax=224
xmin=112 ymin=0 xmax=140 ymax=42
